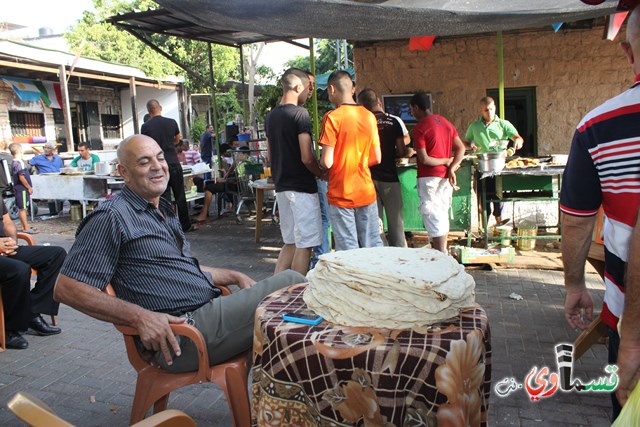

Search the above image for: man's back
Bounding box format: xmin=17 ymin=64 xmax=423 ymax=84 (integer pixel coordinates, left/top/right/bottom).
xmin=266 ymin=104 xmax=316 ymax=193
xmin=141 ymin=116 xmax=180 ymax=165
xmin=412 ymin=114 xmax=457 ymax=178
xmin=319 ymin=104 xmax=379 ymax=208
xmin=370 ymin=111 xmax=403 ymax=183
xmin=200 ymin=131 xmax=213 ymax=159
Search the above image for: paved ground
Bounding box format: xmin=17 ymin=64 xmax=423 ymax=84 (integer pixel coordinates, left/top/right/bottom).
xmin=0 ymin=206 xmax=611 ymax=426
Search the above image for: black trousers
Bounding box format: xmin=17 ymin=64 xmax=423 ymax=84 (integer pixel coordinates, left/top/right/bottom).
xmin=162 ymin=163 xmax=191 ymax=231
xmin=0 ymin=245 xmax=66 ymax=332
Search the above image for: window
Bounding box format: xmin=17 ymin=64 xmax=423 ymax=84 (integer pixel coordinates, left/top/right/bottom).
xmin=9 ymin=111 xmax=45 ymax=137
xmin=101 ymin=114 xmax=121 ymax=139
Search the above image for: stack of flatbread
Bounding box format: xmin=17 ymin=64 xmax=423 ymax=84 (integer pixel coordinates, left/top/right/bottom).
xmin=303 ymin=247 xmax=476 ymax=329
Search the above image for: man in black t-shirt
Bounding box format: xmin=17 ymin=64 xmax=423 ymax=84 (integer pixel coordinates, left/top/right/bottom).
xmin=141 ymin=99 xmax=192 ymax=232
xmin=358 ymin=88 xmax=411 ymax=247
xmin=266 ymin=68 xmax=327 ymax=275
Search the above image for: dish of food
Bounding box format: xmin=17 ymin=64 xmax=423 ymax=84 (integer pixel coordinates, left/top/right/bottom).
xmin=506 ymin=157 xmax=541 ymax=168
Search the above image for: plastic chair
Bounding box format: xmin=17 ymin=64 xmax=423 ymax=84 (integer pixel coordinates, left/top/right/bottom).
xmin=0 ymin=232 xmax=56 ymax=352
xmin=104 ymin=284 xmax=251 ymax=426
xmin=7 ymin=391 xmax=196 ymax=427
xmin=233 ymin=161 xmax=263 ymax=224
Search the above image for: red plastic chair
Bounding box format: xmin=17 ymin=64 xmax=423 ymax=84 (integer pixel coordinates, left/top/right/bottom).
xmin=104 ymin=284 xmax=251 ymax=426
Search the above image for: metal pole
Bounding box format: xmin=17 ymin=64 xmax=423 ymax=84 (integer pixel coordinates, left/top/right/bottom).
xmin=310 ymin=38 xmax=320 ymax=155
xmin=208 ymin=43 xmax=222 ymax=167
xmin=343 ymin=39 xmax=348 ymax=69
xmin=239 ymin=45 xmax=249 ymax=129
xmin=58 ymin=65 xmax=73 ymax=152
xmin=336 ymin=40 xmax=341 ymax=69
xmin=129 ymin=77 xmax=139 ymax=134
xmin=497 ymin=31 xmax=505 ymax=118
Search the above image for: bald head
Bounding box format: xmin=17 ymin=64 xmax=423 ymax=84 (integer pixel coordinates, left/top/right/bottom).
xmin=117 ymin=134 xmax=157 ymax=167
xmin=623 ymin=6 xmax=640 ymax=75
xmin=116 ymin=134 xmax=168 ymax=204
xmin=628 ymin=6 xmax=640 ymax=42
xmin=282 ymin=68 xmax=309 ymax=92
xmin=327 ymin=70 xmax=353 ymax=95
xmin=146 ymin=99 xmax=161 ymax=116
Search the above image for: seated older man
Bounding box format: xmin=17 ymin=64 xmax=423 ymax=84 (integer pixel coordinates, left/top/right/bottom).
xmin=54 ymin=134 xmax=304 ymax=372
xmin=0 ymin=202 xmax=65 ymax=349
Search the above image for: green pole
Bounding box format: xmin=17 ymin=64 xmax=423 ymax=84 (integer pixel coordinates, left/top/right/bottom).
xmin=310 ymin=37 xmax=320 ymax=155
xmin=208 ymin=43 xmax=222 ymax=168
xmin=497 ymin=31 xmax=505 ymax=118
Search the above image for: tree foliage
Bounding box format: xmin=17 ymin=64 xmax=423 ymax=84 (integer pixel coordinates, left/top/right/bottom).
xmin=65 ymin=0 xmax=239 ymax=91
xmin=285 ymin=39 xmax=353 ymax=75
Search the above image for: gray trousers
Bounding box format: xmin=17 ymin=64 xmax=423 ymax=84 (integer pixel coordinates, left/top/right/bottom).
xmin=163 ymin=270 xmax=306 ymax=372
xmin=373 ymin=180 xmax=407 ymax=248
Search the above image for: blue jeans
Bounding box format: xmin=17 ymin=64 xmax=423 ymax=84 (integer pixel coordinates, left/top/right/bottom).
xmin=311 ymin=180 xmax=330 ymax=267
xmin=328 ymin=201 xmax=383 ymax=251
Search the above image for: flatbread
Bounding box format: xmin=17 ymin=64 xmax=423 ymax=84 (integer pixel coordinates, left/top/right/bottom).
xmin=303 ymin=247 xmax=476 ymax=329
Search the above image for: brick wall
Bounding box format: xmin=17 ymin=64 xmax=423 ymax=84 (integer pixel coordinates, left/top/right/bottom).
xmin=354 ymin=26 xmax=630 ymax=154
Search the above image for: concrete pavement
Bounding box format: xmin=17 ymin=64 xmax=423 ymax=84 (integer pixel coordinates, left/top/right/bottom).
xmin=0 ymin=211 xmax=611 ymax=426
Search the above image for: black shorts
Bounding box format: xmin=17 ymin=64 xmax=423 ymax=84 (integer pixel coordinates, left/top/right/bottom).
xmin=14 ymin=188 xmax=30 ymax=209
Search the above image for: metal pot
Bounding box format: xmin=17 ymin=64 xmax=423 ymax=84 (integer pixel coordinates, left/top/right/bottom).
xmin=476 ymin=151 xmax=506 ymax=173
xmin=94 ymin=161 xmax=109 ymax=175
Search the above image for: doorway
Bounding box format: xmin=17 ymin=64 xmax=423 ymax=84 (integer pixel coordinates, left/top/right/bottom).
xmin=70 ymin=101 xmax=103 ymax=150
xmin=487 ymin=87 xmax=537 ymax=157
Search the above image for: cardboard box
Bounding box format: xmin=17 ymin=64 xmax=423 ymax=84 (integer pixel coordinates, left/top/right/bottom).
xmin=450 ymin=245 xmax=515 ymax=264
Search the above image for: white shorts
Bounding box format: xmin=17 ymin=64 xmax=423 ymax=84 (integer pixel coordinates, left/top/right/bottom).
xmin=417 ymin=177 xmax=452 ymax=238
xmin=276 ymin=191 xmax=322 ymax=248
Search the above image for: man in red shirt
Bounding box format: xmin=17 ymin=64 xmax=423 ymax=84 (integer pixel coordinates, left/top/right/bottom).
xmin=410 ymin=92 xmax=465 ymax=253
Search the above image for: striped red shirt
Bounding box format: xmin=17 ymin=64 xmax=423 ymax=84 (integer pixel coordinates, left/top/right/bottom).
xmin=560 ymin=73 xmax=640 ymax=329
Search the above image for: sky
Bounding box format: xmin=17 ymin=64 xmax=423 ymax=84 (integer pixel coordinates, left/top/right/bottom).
xmin=3 ymin=0 xmax=307 ymax=73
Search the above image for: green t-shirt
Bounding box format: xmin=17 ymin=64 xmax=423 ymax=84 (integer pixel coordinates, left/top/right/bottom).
xmin=71 ymin=153 xmax=101 ymax=172
xmin=465 ymin=116 xmax=518 ymax=152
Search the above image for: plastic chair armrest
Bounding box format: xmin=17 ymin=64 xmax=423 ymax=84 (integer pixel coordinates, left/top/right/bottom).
xmin=16 ymin=232 xmax=36 ymax=246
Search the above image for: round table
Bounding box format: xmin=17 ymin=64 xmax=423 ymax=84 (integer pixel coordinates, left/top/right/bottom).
xmin=252 ymin=284 xmax=492 ymax=426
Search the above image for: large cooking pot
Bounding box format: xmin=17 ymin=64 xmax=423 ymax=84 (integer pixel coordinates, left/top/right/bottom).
xmin=476 ymin=151 xmax=506 ymax=173
xmin=94 ymin=161 xmax=109 ymax=175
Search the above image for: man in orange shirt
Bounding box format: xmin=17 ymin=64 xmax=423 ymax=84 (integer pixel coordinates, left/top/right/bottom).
xmin=319 ymin=70 xmax=383 ymax=250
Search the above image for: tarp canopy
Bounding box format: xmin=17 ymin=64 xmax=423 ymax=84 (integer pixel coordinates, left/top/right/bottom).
xmin=152 ymin=0 xmax=618 ymax=43
xmin=316 ymin=67 xmax=355 ymax=90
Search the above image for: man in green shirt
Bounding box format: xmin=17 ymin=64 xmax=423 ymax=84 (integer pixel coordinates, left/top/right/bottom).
xmin=464 ymin=97 xmax=523 ymax=226
xmin=70 ymin=142 xmax=101 ymax=172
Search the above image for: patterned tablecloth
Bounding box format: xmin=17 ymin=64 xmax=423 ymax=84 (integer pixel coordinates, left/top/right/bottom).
xmin=252 ymin=284 xmax=492 ymax=427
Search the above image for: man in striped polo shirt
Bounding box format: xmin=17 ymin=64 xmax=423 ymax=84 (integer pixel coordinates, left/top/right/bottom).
xmin=561 ymin=5 xmax=640 ymax=418
xmin=54 ymin=134 xmax=304 ymax=373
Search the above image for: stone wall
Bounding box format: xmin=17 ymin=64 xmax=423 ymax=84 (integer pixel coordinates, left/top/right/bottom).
xmin=354 ymin=26 xmax=630 ymax=154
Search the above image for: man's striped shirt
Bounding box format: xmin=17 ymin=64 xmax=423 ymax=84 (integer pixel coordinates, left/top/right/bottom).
xmin=560 ymin=73 xmax=640 ymax=329
xmin=60 ymin=185 xmax=219 ymax=313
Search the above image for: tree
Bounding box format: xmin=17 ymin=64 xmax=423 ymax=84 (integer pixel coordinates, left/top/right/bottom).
xmin=285 ymin=39 xmax=353 ymax=75
xmin=66 ymin=0 xmax=240 ymax=90
xmin=66 ymin=0 xmax=286 ymax=139
xmin=242 ymin=43 xmax=264 ymax=135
